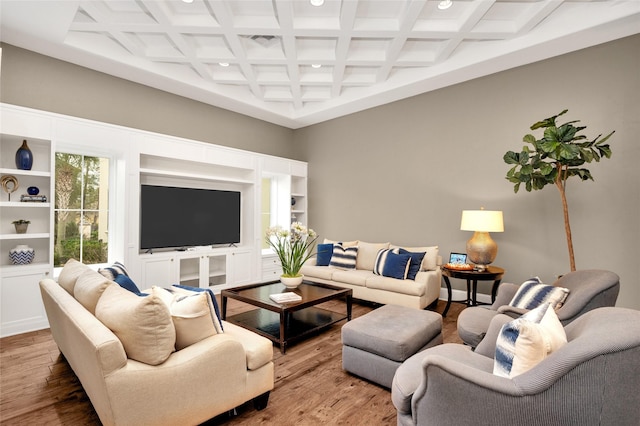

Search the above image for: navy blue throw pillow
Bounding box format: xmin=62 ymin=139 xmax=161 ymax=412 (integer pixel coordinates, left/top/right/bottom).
xmin=316 ymin=243 xmax=334 ymax=266
xmin=114 ymin=274 xmax=142 ymax=294
xmin=382 ymin=252 xmax=412 ymax=280
xmin=398 ymin=249 xmax=426 ymax=280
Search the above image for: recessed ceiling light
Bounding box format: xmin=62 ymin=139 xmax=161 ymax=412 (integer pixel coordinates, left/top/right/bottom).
xmin=310 ymin=0 xmax=324 ymax=6
xmin=182 ymin=0 xmax=194 ymax=4
xmin=219 ymin=62 xmax=230 ymax=67
xmin=311 ymin=64 xmax=322 ymax=69
xmin=438 ymin=0 xmax=452 ymax=10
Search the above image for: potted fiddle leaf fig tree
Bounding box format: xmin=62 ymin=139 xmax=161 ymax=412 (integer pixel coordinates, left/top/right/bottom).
xmin=503 ymin=109 xmax=614 ymax=272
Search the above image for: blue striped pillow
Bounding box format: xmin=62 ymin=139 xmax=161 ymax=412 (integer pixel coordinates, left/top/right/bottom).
xmin=494 ymin=302 xmax=567 ymax=378
xmin=329 ymin=245 xmax=358 ymax=270
xmin=374 ymin=249 xmax=411 ymax=280
xmin=509 ymin=278 xmax=570 ymax=310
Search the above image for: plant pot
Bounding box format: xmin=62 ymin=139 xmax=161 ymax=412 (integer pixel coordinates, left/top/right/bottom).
xmin=280 ymin=275 xmax=304 ymax=289
xmin=14 ymin=223 xmax=29 ymax=234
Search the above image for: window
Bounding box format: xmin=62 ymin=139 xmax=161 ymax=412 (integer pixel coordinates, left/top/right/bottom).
xmin=54 ymin=153 xmax=110 ymax=267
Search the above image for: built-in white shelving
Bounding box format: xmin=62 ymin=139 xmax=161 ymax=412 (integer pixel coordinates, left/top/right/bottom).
xmin=1 ymin=131 xmax=54 ymax=337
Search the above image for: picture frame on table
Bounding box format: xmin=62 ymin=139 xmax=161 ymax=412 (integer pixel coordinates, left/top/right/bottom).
xmin=449 ymin=252 xmax=467 ymax=265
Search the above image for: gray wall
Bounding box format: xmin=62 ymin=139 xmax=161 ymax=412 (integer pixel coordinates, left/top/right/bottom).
xmin=0 ymin=43 xmax=294 ymax=159
xmin=2 ymin=35 xmax=638 ymax=309
xmin=295 ymin=34 xmax=640 ymax=309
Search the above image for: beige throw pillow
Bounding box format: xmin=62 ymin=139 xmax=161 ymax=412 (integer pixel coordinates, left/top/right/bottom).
xmin=153 ymin=287 xmax=222 ymax=350
xmin=58 ymin=258 xmax=89 ymax=295
xmin=391 ymin=245 xmax=439 ymax=271
xmin=73 ymin=268 xmax=113 ymax=314
xmin=323 ymin=238 xmax=358 ymax=247
xmin=356 ymin=241 xmax=390 ymax=271
xmin=96 ymin=284 xmax=176 ymax=366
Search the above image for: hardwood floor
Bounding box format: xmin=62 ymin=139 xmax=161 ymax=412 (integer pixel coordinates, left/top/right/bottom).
xmin=0 ymin=299 xmax=464 ymax=425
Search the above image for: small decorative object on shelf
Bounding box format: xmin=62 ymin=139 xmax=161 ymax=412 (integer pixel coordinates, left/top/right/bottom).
xmin=27 ymin=186 xmax=40 ymax=195
xmin=266 ymin=222 xmax=318 ymax=289
xmin=15 ymin=139 xmax=33 ymax=170
xmin=20 ymin=194 xmax=47 ymax=202
xmin=1 ymin=175 xmax=19 ymax=201
xmin=12 ymin=219 xmax=30 ymax=234
xmin=9 ymin=245 xmax=35 ymax=265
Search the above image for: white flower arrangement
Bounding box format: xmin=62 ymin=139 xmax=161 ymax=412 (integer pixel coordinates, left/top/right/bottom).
xmin=266 ymin=222 xmax=318 ymax=278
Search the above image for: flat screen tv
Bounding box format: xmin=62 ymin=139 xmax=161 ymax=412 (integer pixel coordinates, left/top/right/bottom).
xmin=140 ymin=185 xmax=241 ymax=250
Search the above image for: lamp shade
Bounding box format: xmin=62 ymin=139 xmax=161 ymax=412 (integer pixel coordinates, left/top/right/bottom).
xmin=460 ymin=210 xmax=504 ymax=233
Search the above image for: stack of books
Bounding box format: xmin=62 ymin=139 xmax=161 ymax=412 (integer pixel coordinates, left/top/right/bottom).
xmin=21 ymin=194 xmax=47 ymax=202
xmin=269 ymin=292 xmax=302 ymax=303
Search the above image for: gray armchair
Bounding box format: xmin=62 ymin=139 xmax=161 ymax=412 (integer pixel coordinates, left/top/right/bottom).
xmin=457 ymin=269 xmax=619 ymax=348
xmin=392 ymin=307 xmax=640 ymax=426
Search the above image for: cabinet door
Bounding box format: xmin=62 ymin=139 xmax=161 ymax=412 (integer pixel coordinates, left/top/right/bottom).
xmin=1 ymin=267 xmax=51 ymax=337
xmin=140 ymin=256 xmax=177 ymax=289
xmin=262 ymin=254 xmax=282 ymax=282
xmin=230 ymin=250 xmax=252 ymax=286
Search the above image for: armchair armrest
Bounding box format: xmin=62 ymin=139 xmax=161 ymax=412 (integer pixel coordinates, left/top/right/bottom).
xmin=222 ymin=322 xmax=273 ymax=370
xmin=491 ymin=282 xmax=520 ymax=308
xmin=497 ymin=305 xmax=529 ymax=317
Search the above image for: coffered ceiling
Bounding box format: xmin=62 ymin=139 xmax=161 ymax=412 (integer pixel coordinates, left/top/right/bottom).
xmin=1 ymin=0 xmax=639 ymax=128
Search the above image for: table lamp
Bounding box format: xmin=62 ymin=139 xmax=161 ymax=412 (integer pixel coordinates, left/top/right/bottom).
xmin=460 ymin=208 xmax=504 ymax=271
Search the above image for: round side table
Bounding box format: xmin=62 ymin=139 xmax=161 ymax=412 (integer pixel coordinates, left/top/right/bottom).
xmin=441 ymin=266 xmax=505 ymax=317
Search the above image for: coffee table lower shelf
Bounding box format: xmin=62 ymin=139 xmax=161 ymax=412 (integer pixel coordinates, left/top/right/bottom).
xmin=226 ymin=307 xmax=347 ymax=353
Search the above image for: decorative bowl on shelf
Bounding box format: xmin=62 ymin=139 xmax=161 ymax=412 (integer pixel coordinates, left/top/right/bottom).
xmin=9 ymin=245 xmax=35 ymax=265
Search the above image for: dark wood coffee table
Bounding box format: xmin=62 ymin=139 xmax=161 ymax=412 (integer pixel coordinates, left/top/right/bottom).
xmin=221 ymin=280 xmax=353 ymax=354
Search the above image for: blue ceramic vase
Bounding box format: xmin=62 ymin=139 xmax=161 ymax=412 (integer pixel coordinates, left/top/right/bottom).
xmin=15 ymin=140 xmax=33 ymax=170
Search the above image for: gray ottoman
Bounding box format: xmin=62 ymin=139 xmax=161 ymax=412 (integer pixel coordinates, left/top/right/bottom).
xmin=341 ymin=304 xmax=443 ymax=388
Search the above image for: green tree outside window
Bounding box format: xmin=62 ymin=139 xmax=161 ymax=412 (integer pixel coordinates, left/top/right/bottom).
xmin=54 ymin=153 xmax=110 ymax=266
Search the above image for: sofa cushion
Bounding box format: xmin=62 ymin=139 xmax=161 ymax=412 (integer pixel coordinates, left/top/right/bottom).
xmin=324 ymin=238 xmax=358 ymax=247
xmin=153 ymin=287 xmax=222 ymax=350
xmin=301 ymin=264 xmax=335 ymax=280
xmin=391 ymin=245 xmax=439 ymax=271
xmin=374 ymin=250 xmax=411 ymax=280
xmin=73 ymin=269 xmax=113 ymax=314
xmin=331 ymin=269 xmax=372 ymax=287
xmin=58 ymin=258 xmax=89 ymax=295
xmin=397 ymin=249 xmax=426 ymax=280
xmin=95 ymin=284 xmax=176 ymax=365
xmin=509 ymin=277 xmax=570 ymax=310
xmin=316 ymin=243 xmax=334 ymax=266
xmin=330 ymin=245 xmax=358 ymax=270
xmin=366 ymin=275 xmax=426 ymax=296
xmin=494 ymin=303 xmax=567 ymax=378
xmin=356 ymin=241 xmax=390 ymax=270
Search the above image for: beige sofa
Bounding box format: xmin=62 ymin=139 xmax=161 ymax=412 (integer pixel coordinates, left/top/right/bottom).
xmin=301 ymin=240 xmax=442 ymax=310
xmin=39 ymin=260 xmax=274 ymax=426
